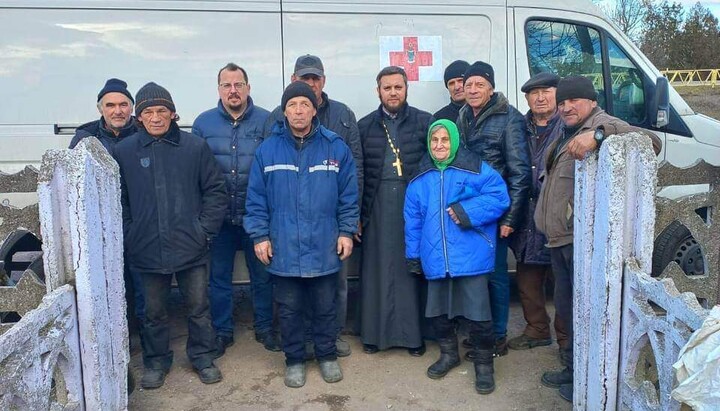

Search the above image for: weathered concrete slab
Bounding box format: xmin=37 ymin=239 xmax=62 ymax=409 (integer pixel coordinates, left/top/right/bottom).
xmin=620 ymin=260 xmax=708 ymax=411
xmin=38 ymin=137 xmax=128 ymax=411
xmin=0 ymin=284 xmax=83 ymax=410
xmin=0 ymin=269 xmax=46 ymax=335
xmin=575 ymin=133 xmax=658 ymax=410
xmin=0 ymin=203 xmax=40 ymax=245
xmin=655 ymin=160 xmax=720 ymax=307
xmin=0 ymin=166 xmax=39 ymax=193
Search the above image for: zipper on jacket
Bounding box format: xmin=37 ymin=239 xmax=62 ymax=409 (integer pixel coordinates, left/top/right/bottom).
xmin=477 ymin=229 xmax=494 ymax=249
xmin=439 ymin=170 xmax=450 ymax=276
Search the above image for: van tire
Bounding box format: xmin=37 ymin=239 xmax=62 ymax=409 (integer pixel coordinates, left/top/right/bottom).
xmin=652 ymin=221 xmax=704 ymax=277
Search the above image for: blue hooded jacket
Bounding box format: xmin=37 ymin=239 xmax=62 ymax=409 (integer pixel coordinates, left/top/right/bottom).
xmin=405 ymin=147 xmax=510 ymax=280
xmin=244 ymin=119 xmax=359 ymax=277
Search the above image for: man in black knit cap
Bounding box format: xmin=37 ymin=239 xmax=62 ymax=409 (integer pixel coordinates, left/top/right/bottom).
xmin=535 ymin=75 xmax=661 ymax=402
xmin=114 ymin=82 xmax=228 ymax=389
xmin=434 ymin=60 xmax=470 ymax=122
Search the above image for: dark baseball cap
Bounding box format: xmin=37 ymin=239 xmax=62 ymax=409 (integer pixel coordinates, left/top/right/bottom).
xmin=294 ymin=54 xmax=325 ymax=77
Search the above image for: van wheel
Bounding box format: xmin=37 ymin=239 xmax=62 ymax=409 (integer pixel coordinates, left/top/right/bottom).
xmin=652 ymin=221 xmax=704 ymax=277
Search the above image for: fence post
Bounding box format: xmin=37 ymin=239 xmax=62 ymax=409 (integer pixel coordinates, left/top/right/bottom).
xmin=574 ymin=133 xmax=658 ymax=410
xmin=38 ymin=137 xmax=129 ymax=410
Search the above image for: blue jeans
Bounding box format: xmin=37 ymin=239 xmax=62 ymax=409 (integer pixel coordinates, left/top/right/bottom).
xmin=209 ymin=223 xmax=273 ymax=337
xmin=275 ymin=273 xmax=338 ymax=366
xmin=141 ymin=265 xmax=216 ymax=371
xmin=489 ymin=236 xmax=509 ymax=340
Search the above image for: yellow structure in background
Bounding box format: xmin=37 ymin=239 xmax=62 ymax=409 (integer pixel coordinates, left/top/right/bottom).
xmin=661 ymin=69 xmax=719 ymax=87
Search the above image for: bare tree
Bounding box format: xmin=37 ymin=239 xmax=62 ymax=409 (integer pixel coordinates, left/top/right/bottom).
xmin=600 ymin=0 xmax=647 ymax=43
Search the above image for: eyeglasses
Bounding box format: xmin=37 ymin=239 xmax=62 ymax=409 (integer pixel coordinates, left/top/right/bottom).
xmin=219 ymin=82 xmax=247 ymax=91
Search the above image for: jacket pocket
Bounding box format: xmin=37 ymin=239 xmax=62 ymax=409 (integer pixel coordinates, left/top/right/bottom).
xmin=192 ymin=218 xmax=208 ymax=247
xmin=554 ymin=160 xmax=575 ymax=234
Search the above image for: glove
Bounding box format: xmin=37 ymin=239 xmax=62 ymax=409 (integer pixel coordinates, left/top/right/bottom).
xmin=407 ymin=258 xmax=423 ymax=276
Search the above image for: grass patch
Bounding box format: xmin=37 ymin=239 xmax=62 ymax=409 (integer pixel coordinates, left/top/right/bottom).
xmin=676 ymin=86 xmax=720 ymax=120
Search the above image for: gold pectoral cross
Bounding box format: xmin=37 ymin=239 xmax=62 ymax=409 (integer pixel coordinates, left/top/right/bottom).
xmin=393 ymin=156 xmax=403 ymax=176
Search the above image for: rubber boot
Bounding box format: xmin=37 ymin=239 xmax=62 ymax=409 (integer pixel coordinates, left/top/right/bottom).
xmin=426 ymin=336 xmax=461 ymax=379
xmin=474 ymin=349 xmax=495 ymax=395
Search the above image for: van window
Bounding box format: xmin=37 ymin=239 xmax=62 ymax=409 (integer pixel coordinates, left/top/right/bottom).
xmin=525 ymin=20 xmax=606 ymax=110
xmin=526 ymin=19 xmax=649 ymax=125
xmin=607 ymin=38 xmax=646 ymax=124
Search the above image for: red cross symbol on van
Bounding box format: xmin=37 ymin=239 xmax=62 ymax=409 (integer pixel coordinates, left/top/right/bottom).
xmin=389 ymin=37 xmax=433 ymax=81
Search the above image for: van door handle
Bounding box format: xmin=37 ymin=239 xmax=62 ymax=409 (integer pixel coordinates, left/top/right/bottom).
xmin=667 ymin=138 xmax=680 ymax=142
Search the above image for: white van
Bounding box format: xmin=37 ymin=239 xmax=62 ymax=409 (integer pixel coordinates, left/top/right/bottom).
xmin=2 ymin=0 xmax=718 ymax=278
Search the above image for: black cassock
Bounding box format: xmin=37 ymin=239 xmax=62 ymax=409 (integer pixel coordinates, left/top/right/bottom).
xmin=360 ymin=117 xmax=423 ymax=350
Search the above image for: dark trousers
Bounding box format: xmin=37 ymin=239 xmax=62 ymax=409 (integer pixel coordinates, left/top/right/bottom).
xmin=550 ymin=244 xmax=574 ymax=368
xmin=141 ymin=264 xmax=216 ymax=372
xmin=275 ymin=273 xmax=338 ymax=366
xmin=516 ymin=262 xmax=568 ymax=346
xmin=209 ymin=223 xmax=274 ymax=337
xmin=430 ymin=315 xmax=494 ymax=349
xmin=124 ymin=264 xmax=145 ymax=327
xmin=303 ymin=257 xmax=353 ymax=340
xmin=489 ymin=236 xmax=510 ymax=340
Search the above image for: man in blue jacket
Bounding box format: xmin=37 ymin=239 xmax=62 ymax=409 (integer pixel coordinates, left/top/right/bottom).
xmin=245 ymin=82 xmax=359 ymax=388
xmin=192 ymin=63 xmax=280 ymax=357
xmin=115 ymin=82 xmax=227 ymax=389
xmin=266 ymin=55 xmax=363 ymax=357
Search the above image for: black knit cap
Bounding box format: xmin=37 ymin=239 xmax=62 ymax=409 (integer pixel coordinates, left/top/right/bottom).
xmin=443 ymin=60 xmax=470 ymax=86
xmin=281 ymin=81 xmax=318 ymax=111
xmin=463 ymin=61 xmax=495 ymax=88
xmin=135 ymin=82 xmax=176 ymax=116
xmin=521 ymin=72 xmax=561 ymax=93
xmin=97 ymin=78 xmax=134 ymax=103
xmin=556 ymin=75 xmax=597 ymax=104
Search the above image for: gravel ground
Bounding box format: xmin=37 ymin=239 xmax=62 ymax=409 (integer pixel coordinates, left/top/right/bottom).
xmin=127 ymin=285 xmax=572 ymax=411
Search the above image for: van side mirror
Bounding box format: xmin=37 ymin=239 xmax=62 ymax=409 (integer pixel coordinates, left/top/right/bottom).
xmin=652 ymin=76 xmax=669 ymax=128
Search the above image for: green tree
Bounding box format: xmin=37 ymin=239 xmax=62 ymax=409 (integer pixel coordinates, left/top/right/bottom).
xmin=673 ymin=2 xmax=720 ymax=69
xmin=640 ymin=0 xmax=684 ymax=69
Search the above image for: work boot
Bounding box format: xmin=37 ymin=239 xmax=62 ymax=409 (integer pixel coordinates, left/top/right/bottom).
xmin=541 ymin=366 xmax=573 ymax=388
xmin=336 ymin=337 xmax=352 ymax=357
xmin=318 ymin=360 xmax=343 ymax=383
xmin=427 ymin=337 xmax=461 ymax=379
xmin=256 ymin=331 xmax=282 ymax=352
xmin=197 ymin=364 xmax=222 ymax=384
xmin=408 ymin=343 xmax=426 ymax=357
xmin=284 ymin=363 xmax=306 ymax=388
xmin=558 ymin=383 xmax=573 ymax=402
xmin=507 ymin=334 xmax=552 ymax=350
xmin=214 ymin=335 xmax=235 ymax=359
xmin=141 ymin=368 xmax=167 ymax=389
xmin=474 ymin=349 xmax=495 ymax=395
xmin=494 ymin=337 xmax=508 ymax=357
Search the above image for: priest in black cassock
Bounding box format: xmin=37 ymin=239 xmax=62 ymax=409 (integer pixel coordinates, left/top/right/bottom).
xmin=357 ymin=66 xmax=434 ymax=355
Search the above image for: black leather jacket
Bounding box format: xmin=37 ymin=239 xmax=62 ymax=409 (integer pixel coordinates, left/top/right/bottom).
xmin=456 ymin=93 xmax=531 ymax=229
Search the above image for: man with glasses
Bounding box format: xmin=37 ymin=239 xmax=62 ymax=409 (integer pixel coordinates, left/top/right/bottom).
xmin=193 ymin=63 xmax=279 ymax=357
xmin=115 ymin=82 xmax=227 ymax=388
xmin=266 ymin=55 xmax=363 ymax=358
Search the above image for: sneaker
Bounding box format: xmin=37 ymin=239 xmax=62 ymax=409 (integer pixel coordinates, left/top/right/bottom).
xmin=197 ymin=364 xmax=222 ymax=384
xmin=318 ymin=360 xmax=343 ymax=383
xmin=541 ymin=367 xmax=573 ymax=388
xmin=214 ymin=335 xmax=235 ymax=359
xmin=507 ymin=334 xmax=552 ymax=350
xmin=141 ymin=368 xmax=167 ymax=389
xmin=336 ymin=337 xmax=352 ymax=357
xmin=284 ymin=363 xmax=306 ymax=388
xmin=558 ymin=383 xmax=573 ymax=402
xmin=363 ymin=344 xmax=379 ymax=354
xmin=256 ymin=331 xmax=282 ymax=352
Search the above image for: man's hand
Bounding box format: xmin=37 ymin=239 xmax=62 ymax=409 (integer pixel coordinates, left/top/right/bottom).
xmin=353 ymin=222 xmax=363 ymax=243
xmin=447 ymin=207 xmax=461 ymax=225
xmin=254 ymin=240 xmax=273 ymax=265
xmin=566 ymin=130 xmax=598 ymax=160
xmin=499 ymin=225 xmax=514 ymax=238
xmin=337 ymin=236 xmax=353 ymax=261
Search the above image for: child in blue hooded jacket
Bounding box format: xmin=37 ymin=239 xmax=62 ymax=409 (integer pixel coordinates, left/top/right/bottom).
xmin=404 ymin=119 xmax=509 ymax=394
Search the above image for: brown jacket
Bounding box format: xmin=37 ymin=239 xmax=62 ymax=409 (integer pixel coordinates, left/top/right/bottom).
xmin=534 ymin=108 xmax=661 ymax=248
